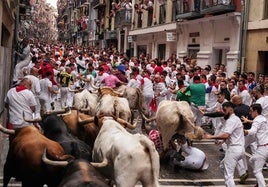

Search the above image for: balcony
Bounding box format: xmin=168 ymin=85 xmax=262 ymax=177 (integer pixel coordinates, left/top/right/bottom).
xmin=175 ymin=0 xmax=202 ymax=20
xmin=105 ymin=30 xmax=117 ymax=40
xmin=201 ymin=0 xmax=236 ymax=15
xmin=91 ymin=0 xmax=105 ymax=9
xmin=115 ymin=9 xmax=132 ymax=28
xmin=87 ymin=20 xmax=95 ymax=31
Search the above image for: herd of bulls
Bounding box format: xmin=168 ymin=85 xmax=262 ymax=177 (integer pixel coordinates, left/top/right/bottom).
xmin=0 ymin=85 xmax=204 ymax=187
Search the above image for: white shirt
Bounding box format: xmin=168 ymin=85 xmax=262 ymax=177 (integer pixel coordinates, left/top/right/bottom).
xmin=127 ymin=78 xmax=140 ymax=88
xmin=205 ymin=83 xmax=218 ymax=108
xmin=84 ymin=74 xmax=95 ymax=91
xmin=39 ymin=78 xmax=53 ymax=101
xmin=256 ymin=96 xmax=268 ymax=120
xmin=5 ymin=87 xmax=37 ymax=128
xmin=247 ymin=115 xmax=268 ymax=146
xmin=223 ymin=113 xmax=245 ymax=147
xmin=141 ymin=77 xmax=154 ymax=97
xmin=239 ymin=90 xmax=252 ymax=106
xmin=24 ymin=75 xmax=41 ymax=96
xmin=175 ymin=142 xmax=208 ymax=170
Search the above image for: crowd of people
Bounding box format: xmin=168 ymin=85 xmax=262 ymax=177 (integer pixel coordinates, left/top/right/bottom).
xmin=6 ymin=38 xmax=268 ymax=187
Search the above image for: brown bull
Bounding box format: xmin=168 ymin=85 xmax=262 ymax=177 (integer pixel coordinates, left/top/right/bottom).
xmin=61 ymin=110 xmax=99 ymax=148
xmin=0 ymin=125 xmax=73 ymax=187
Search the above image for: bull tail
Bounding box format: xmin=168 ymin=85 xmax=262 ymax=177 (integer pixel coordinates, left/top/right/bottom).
xmin=113 ymin=98 xmax=120 ymax=118
xmin=136 ymin=88 xmax=143 ymax=112
xmin=139 ymin=135 xmax=160 ymax=186
xmin=90 ymin=157 xmax=108 ymax=168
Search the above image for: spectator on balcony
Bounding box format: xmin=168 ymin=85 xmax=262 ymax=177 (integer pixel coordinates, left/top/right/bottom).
xmin=109 ymin=0 xmax=120 ymax=18
xmin=122 ymin=0 xmax=132 ymax=20
xmin=142 ymin=0 xmax=153 ymax=11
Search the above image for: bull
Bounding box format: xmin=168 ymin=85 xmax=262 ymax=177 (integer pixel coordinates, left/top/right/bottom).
xmin=0 ymin=124 xmax=73 ymax=187
xmin=72 ymin=89 xmax=98 ymax=115
xmin=143 ymin=100 xmax=204 ymax=150
xmin=91 ymin=116 xmax=160 ymax=187
xmin=24 ymin=113 xmax=93 ymax=161
xmin=96 ymin=94 xmax=132 ymax=122
xmin=42 ymin=152 xmax=110 ymax=187
xmin=61 ymin=109 xmax=100 ymax=148
xmin=114 ymin=85 xmax=149 ymax=128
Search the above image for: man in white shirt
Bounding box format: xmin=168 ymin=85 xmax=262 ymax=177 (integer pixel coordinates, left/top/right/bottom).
xmin=5 ymin=78 xmax=37 ymax=129
xmin=25 ymin=67 xmax=41 ymax=118
xmin=252 ymin=85 xmax=268 ymax=121
xmin=39 ymin=72 xmax=58 ymax=112
xmin=244 ymin=103 xmax=268 ymax=187
xmin=204 ymin=102 xmax=245 ymax=187
xmin=238 ymin=79 xmax=252 ymax=106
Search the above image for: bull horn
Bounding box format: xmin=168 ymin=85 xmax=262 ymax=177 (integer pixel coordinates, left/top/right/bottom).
xmin=99 ymin=87 xmax=124 ymax=97
xmin=90 ymin=81 xmax=100 ymax=90
xmin=141 ymin=113 xmax=156 ymax=122
xmin=115 ymin=116 xmax=139 ymax=130
xmin=23 ymin=112 xmax=42 ymax=123
xmin=45 ymin=107 xmax=70 ymax=115
xmin=42 ymin=148 xmax=68 ymax=167
xmin=0 ymin=123 xmax=15 ymax=134
xmin=78 ymin=116 xmax=95 ymax=124
xmin=90 ymin=158 xmax=108 ymax=168
xmin=58 ymin=108 xmax=72 ymax=117
xmin=68 ymin=87 xmax=82 ymax=93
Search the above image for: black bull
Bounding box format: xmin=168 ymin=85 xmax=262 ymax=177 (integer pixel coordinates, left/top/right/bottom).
xmin=40 ymin=114 xmax=93 ymax=161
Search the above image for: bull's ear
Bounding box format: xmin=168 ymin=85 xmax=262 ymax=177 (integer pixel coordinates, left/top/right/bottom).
xmin=94 ymin=116 xmax=99 ymax=126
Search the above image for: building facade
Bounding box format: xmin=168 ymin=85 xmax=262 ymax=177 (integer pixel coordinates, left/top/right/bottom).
xmin=245 ymin=0 xmax=268 ymax=75
xmin=129 ymin=0 xmax=243 ymax=77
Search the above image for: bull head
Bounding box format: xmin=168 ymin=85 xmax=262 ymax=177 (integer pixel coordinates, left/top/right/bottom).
xmin=0 ymin=123 xmax=15 ymax=134
xmin=68 ymin=87 xmax=84 ymax=93
xmin=90 ymin=81 xmax=100 ymax=90
xmin=98 ymin=87 xmax=124 ymax=97
xmin=45 ymin=107 xmax=71 ymax=115
xmin=42 ymin=148 xmax=69 ymax=167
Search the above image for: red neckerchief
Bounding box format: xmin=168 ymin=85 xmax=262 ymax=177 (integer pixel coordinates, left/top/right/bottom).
xmin=16 ymin=85 xmax=27 ymax=92
xmin=239 ymin=86 xmax=247 ymax=92
xmin=213 ymin=83 xmax=219 ymax=89
xmin=194 ymin=80 xmax=201 ymax=83
xmin=98 ymin=71 xmax=104 ymax=76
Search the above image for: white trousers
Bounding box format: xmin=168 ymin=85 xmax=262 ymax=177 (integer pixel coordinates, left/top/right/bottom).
xmin=221 ymin=145 xmax=245 ymax=187
xmin=250 ymin=146 xmax=268 ymax=187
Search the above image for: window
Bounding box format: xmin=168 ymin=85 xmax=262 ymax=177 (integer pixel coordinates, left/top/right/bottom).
xmin=264 ymin=0 xmax=268 ymax=19
xmin=172 ymin=0 xmax=182 ymax=21
xmin=159 ymin=4 xmax=166 ymax=24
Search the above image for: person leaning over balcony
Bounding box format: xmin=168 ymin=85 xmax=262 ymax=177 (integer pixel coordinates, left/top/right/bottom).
xmin=13 ymin=38 xmax=32 ymax=84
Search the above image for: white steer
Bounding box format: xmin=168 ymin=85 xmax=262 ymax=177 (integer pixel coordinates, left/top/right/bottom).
xmin=91 ymin=117 xmax=160 ymax=187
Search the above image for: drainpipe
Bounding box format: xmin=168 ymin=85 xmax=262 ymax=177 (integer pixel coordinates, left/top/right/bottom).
xmin=238 ymin=0 xmax=249 ymax=73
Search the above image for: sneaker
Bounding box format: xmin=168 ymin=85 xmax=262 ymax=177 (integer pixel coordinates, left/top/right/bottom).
xmin=239 ymin=171 xmax=248 ymax=184
xmin=263 ymin=164 xmax=267 ymax=171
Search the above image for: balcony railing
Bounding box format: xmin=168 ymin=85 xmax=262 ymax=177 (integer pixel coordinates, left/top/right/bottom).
xmin=175 ymin=0 xmax=202 ymax=20
xmin=91 ymin=0 xmax=105 ymax=9
xmin=105 ymin=30 xmax=117 ymax=40
xmin=201 ymin=0 xmax=236 ymax=15
xmin=87 ymin=20 xmax=95 ymax=31
xmin=115 ymin=9 xmax=132 ymax=28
